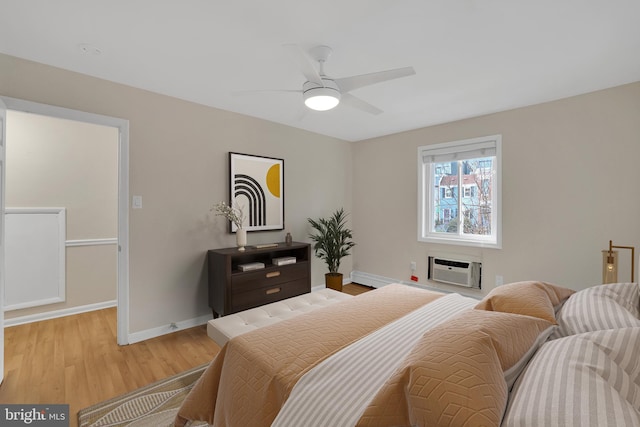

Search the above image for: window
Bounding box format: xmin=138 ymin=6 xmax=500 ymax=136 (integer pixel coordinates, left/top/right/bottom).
xmin=418 ymin=135 xmax=501 ymax=248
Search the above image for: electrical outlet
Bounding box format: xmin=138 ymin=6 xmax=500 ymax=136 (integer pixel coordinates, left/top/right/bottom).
xmin=495 ymin=275 xmax=504 ymax=286
xmin=410 ymin=261 xmax=417 ymax=271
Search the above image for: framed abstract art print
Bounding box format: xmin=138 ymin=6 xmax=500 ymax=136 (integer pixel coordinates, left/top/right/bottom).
xmin=228 ymin=152 xmax=284 ymax=232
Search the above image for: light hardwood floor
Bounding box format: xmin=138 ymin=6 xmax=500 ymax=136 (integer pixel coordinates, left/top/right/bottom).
xmin=0 ymin=283 xmax=371 ymax=426
xmin=1 ymin=307 xmax=220 ymax=426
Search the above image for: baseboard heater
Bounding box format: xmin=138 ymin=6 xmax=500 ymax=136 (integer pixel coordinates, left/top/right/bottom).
xmin=428 ymin=256 xmax=481 ymax=289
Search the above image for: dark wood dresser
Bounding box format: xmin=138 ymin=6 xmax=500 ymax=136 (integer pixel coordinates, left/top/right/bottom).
xmin=207 ymin=242 xmax=311 ymax=317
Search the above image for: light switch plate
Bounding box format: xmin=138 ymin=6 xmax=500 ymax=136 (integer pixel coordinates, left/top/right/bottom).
xmin=132 ymin=195 xmax=142 ymax=209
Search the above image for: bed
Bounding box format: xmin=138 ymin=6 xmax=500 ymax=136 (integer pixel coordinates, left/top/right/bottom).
xmin=175 ymin=281 xmax=640 ymax=427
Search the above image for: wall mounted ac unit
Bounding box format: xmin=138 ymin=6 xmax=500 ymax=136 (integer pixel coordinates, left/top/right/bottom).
xmin=428 ymin=256 xmax=481 ymax=289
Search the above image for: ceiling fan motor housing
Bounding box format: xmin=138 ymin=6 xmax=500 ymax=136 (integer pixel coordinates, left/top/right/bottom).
xmin=303 ymin=79 xmax=341 ymax=111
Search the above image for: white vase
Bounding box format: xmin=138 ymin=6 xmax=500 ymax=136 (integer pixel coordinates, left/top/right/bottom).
xmin=236 ymin=228 xmax=247 ymax=251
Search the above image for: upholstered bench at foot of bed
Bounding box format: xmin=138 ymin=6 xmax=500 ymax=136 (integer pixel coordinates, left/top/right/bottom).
xmin=207 ymin=288 xmax=354 ymax=347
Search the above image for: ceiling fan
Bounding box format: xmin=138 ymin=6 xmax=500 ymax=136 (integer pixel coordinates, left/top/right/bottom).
xmin=277 ymin=44 xmax=416 ymax=114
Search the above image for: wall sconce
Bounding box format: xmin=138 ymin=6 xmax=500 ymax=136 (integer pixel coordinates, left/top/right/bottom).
xmin=602 ymin=240 xmax=635 ymax=284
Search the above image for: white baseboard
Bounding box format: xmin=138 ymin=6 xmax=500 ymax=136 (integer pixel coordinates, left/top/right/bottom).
xmin=7 ymin=303 xmax=214 ymax=345
xmin=350 ymin=271 xmax=401 ymax=288
xmin=350 ymin=270 xmax=481 ymax=299
xmin=349 ymin=270 xmax=428 ymax=290
xmin=127 ymin=314 xmax=212 ymax=345
xmin=4 ymin=300 xmax=117 ymax=327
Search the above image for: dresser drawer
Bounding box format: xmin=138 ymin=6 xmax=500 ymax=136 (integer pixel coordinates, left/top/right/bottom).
xmin=230 ymin=278 xmax=309 ymax=313
xmin=231 ymin=262 xmax=308 ymax=294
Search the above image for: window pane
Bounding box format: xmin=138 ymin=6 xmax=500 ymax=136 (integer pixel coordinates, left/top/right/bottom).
xmin=431 ymin=158 xmax=494 ymax=237
xmin=460 ymin=157 xmax=493 ymax=236
xmin=432 ymin=161 xmax=458 ymax=234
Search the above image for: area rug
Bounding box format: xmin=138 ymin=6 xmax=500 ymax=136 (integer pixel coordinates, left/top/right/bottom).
xmin=78 ymin=363 xmax=210 ymax=427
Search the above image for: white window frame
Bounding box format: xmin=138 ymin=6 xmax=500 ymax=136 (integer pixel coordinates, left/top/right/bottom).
xmin=417 ymin=135 xmax=502 ymax=249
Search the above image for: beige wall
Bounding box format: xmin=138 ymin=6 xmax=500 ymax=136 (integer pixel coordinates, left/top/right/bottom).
xmin=3 ymin=51 xmax=637 ymax=336
xmin=352 ymin=82 xmax=640 ymax=295
xmin=0 ymin=53 xmax=353 ymax=333
xmin=4 ymin=110 xmax=118 ymax=319
xmin=6 ymin=111 xmax=118 ymax=239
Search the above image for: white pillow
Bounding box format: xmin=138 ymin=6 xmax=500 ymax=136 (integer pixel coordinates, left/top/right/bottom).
xmin=551 ymin=282 xmax=640 ymax=339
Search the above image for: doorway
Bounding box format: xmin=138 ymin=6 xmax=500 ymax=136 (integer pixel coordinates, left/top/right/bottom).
xmin=0 ymin=96 xmax=130 ymax=345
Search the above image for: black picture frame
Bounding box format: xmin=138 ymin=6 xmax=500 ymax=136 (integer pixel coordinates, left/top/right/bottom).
xmin=228 ymin=152 xmax=284 ymax=232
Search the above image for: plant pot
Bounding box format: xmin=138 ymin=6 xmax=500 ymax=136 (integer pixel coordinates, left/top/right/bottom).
xmin=325 ymin=272 xmax=343 ymax=292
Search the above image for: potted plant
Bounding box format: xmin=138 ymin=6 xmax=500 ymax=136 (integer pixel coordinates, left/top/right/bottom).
xmin=308 ymin=208 xmax=356 ymax=291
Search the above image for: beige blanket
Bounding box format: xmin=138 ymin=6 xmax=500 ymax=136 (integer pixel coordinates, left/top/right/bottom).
xmin=272 ymin=293 xmax=478 ymax=426
xmin=174 ymin=284 xmax=444 ymax=427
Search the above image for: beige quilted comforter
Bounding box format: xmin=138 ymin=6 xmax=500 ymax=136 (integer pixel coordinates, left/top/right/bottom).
xmin=175 ymin=284 xmax=445 ymax=427
xmin=175 ymin=282 xmax=558 ymax=427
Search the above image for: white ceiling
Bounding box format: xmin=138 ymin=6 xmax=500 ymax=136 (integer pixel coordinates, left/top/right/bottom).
xmin=1 ymin=1 xmax=639 ymax=142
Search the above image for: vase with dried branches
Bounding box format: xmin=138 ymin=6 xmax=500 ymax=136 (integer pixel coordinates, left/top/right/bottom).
xmin=213 ymin=201 xmax=247 ymax=251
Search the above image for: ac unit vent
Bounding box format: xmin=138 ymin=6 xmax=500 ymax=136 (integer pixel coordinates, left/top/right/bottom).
xmin=428 ymin=256 xmax=481 ymax=289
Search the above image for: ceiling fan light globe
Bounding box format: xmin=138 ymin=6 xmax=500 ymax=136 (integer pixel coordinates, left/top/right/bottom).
xmin=303 ymin=86 xmax=341 ymax=111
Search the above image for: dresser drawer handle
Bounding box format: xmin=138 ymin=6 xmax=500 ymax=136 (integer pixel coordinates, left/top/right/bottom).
xmin=266 ymin=271 xmax=281 ymax=278
xmin=266 ymin=287 xmax=281 ymax=295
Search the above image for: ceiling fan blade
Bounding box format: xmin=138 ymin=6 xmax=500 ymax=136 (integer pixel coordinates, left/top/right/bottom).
xmin=232 ymin=89 xmax=301 ymax=95
xmin=335 ymin=66 xmax=415 ymax=93
xmin=340 ymin=93 xmax=383 ymax=115
xmin=294 ymin=108 xmax=308 ymax=122
xmin=283 ymin=44 xmax=324 ymax=86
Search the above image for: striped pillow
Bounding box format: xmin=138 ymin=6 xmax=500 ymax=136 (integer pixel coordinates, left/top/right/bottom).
xmin=552 ymin=282 xmax=640 ymax=339
xmin=503 ymin=327 xmax=640 ymax=427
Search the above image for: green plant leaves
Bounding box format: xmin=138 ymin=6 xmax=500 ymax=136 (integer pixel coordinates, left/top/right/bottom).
xmin=308 ymin=208 xmax=356 ymax=273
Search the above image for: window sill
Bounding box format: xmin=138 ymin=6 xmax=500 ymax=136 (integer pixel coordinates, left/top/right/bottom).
xmin=419 ymin=234 xmax=501 ymax=249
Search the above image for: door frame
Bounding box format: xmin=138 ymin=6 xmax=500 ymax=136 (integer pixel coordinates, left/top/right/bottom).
xmin=0 ymin=96 xmax=130 ymax=345
xmin=1 ymin=97 xmax=6 ymax=382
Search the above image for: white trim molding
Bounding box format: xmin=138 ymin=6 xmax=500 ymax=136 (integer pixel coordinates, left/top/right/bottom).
xmin=350 ymin=271 xmax=399 ymax=288
xmin=66 ymin=238 xmax=118 ymax=247
xmin=127 ymin=314 xmax=212 ymax=344
xmin=350 ymin=270 xmax=481 ymax=299
xmin=418 ymin=134 xmax=502 ymax=249
xmin=4 ymin=300 xmax=117 ymax=327
xmin=1 ymin=96 xmax=131 ymax=346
